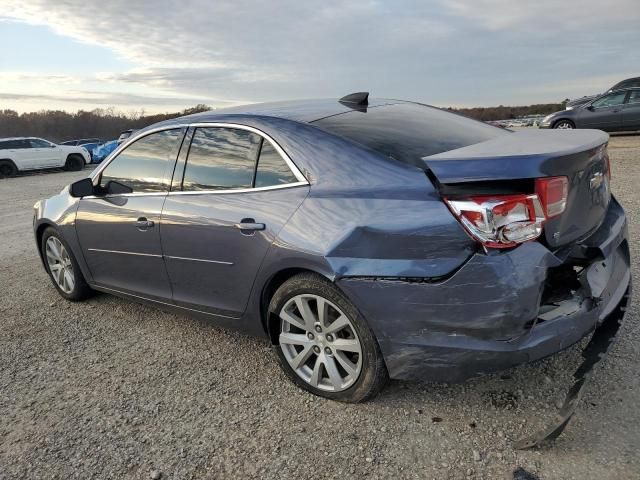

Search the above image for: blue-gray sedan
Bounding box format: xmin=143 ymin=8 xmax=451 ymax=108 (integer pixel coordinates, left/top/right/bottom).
xmin=34 ymin=93 xmax=631 ymax=405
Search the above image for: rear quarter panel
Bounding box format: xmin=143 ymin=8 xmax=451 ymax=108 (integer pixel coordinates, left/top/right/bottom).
xmin=243 ymin=125 xmax=477 ymax=331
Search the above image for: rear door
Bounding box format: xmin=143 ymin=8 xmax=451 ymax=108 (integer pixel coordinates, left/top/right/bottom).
xmin=160 ymin=125 xmax=308 ymax=318
xmin=578 ymin=91 xmax=626 ymax=130
xmin=75 ymin=128 xmax=184 ymax=300
xmin=1 ymin=139 xmax=31 ymax=169
xmin=621 ymin=90 xmax=640 ymax=130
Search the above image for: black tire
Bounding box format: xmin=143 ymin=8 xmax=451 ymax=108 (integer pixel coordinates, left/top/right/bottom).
xmin=0 ymin=160 xmax=18 ymax=178
xmin=553 ymin=119 xmax=575 ymax=129
xmin=41 ymin=227 xmax=93 ymax=301
xmin=270 ymin=272 xmax=388 ymax=402
xmin=64 ymin=154 xmax=85 ymax=171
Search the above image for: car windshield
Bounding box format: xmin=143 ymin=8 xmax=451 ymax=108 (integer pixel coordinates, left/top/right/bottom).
xmin=313 ymin=103 xmax=508 ymax=168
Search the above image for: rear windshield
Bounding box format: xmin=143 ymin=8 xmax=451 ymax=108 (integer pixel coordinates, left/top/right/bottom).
xmin=313 ymin=103 xmax=508 ymax=168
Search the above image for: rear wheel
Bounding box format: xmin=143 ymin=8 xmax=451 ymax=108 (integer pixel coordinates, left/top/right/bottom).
xmin=553 ymin=119 xmax=575 ymax=129
xmin=64 ymin=154 xmax=84 ymax=171
xmin=0 ymin=160 xmax=17 ymax=178
xmin=270 ymin=273 xmax=388 ymax=402
xmin=41 ymin=227 xmax=93 ymax=301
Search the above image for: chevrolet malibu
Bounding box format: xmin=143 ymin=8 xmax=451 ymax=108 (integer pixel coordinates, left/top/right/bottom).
xmin=33 ymin=93 xmax=631 ymax=402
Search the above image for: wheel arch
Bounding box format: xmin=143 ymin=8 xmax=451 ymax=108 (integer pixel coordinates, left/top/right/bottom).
xmin=0 ymin=158 xmax=19 ymax=173
xmin=66 ymin=152 xmax=85 ymax=162
xmin=552 ymin=118 xmax=576 ymax=128
xmin=0 ymin=158 xmax=18 ymax=167
xmin=34 ymin=221 xmax=57 ymax=265
xmin=260 ymin=267 xmax=335 ymax=343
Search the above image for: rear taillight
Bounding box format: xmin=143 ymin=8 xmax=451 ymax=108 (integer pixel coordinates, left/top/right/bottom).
xmin=535 ymin=176 xmax=568 ymax=218
xmin=445 ymin=194 xmax=546 ymax=249
xmin=445 ymin=176 xmax=570 ymax=250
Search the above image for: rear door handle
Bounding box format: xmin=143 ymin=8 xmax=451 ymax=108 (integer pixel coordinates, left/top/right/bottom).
xmin=136 ymin=217 xmax=155 ymax=230
xmin=235 ymin=218 xmax=265 ymax=233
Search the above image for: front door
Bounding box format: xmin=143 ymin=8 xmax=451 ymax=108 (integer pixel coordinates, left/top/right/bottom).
xmin=28 ymin=138 xmax=59 ymax=168
xmin=621 ymin=90 xmax=640 ymax=130
xmin=75 ymin=128 xmax=184 ymax=300
xmin=578 ymin=91 xmax=626 ymax=131
xmin=160 ymin=126 xmax=308 ymax=318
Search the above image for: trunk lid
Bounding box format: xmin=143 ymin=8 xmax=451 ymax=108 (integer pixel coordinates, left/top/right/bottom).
xmin=423 ymin=129 xmax=611 ymax=248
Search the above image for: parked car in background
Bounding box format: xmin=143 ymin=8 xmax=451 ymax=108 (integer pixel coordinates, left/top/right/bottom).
xmin=117 ymin=129 xmax=136 ymax=144
xmin=0 ymin=137 xmax=90 ymax=177
xmin=485 ymin=120 xmax=506 ymax=129
xmin=79 ymin=142 xmax=103 ymax=162
xmin=33 ymin=94 xmax=631 ymax=405
xmin=90 ymin=140 xmax=118 ymax=163
xmin=566 ymin=76 xmax=640 ymax=109
xmin=60 ymin=138 xmax=103 ymax=146
xmin=540 ymin=88 xmax=640 ymax=131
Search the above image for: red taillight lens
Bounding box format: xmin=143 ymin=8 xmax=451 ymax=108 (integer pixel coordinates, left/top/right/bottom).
xmin=445 ymin=194 xmax=546 ymax=249
xmin=535 ymin=176 xmax=568 ymax=218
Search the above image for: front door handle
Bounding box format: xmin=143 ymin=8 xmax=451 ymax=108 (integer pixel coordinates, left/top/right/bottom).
xmin=235 ymin=218 xmax=265 ymax=234
xmin=136 ymin=217 xmax=155 ymax=230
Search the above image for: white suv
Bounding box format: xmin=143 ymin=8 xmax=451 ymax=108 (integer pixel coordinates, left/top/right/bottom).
xmin=0 ymin=137 xmax=91 ymax=177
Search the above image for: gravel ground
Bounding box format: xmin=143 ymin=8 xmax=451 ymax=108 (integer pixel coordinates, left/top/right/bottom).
xmin=1 ymin=136 xmax=638 ymax=480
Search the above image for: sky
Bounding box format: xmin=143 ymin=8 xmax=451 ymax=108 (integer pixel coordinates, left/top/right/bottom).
xmin=1 ymin=0 xmax=639 ymax=113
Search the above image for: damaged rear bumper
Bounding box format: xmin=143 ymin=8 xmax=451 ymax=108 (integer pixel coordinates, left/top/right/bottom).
xmin=338 ymin=197 xmax=631 ymax=382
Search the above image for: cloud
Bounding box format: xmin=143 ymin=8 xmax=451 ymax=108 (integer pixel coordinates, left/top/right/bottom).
xmin=444 ymin=0 xmax=640 ymax=30
xmin=0 ymin=90 xmax=213 ymax=107
xmin=1 ymin=0 xmax=639 ymax=110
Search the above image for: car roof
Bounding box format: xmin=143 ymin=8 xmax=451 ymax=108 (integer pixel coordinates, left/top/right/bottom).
xmin=178 ymin=97 xmax=407 ymax=124
xmin=607 ymin=87 xmax=640 ymax=94
xmin=611 ymin=76 xmax=640 ymax=88
xmin=0 ymin=136 xmax=44 ymax=141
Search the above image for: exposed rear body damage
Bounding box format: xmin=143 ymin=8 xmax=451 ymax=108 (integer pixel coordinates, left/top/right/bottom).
xmin=338 ymin=198 xmax=629 ymax=380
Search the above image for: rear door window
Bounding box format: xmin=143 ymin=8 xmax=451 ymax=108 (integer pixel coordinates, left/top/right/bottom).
xmin=626 ymin=90 xmax=640 ymax=104
xmin=0 ymin=140 xmax=27 ymax=149
xmin=182 ymin=127 xmax=261 ymax=191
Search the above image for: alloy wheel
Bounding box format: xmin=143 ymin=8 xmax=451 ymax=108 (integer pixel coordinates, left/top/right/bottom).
xmin=45 ymin=236 xmax=75 ymax=294
xmin=279 ymin=294 xmax=363 ymax=392
xmin=555 ymin=121 xmax=574 ymax=129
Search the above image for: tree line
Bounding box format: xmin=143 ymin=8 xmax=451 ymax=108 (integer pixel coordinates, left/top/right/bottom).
xmin=449 ymin=101 xmax=567 ymax=121
xmin=0 ymin=101 xmax=567 ymax=142
xmin=0 ymin=105 xmax=211 ymax=143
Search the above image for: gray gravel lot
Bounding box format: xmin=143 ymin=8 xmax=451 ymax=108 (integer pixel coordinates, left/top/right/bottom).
xmin=1 ymin=137 xmax=639 ymax=480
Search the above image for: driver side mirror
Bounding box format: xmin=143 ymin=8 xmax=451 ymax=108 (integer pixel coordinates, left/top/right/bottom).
xmin=69 ymin=178 xmax=95 ymax=198
xmin=586 ymin=105 xmax=595 ymax=111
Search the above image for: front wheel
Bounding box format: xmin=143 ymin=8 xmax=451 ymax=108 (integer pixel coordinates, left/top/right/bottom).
xmin=64 ymin=154 xmax=85 ymax=171
xmin=270 ymin=273 xmax=388 ymax=402
xmin=553 ymin=119 xmax=575 ymax=129
xmin=41 ymin=227 xmax=93 ymax=301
